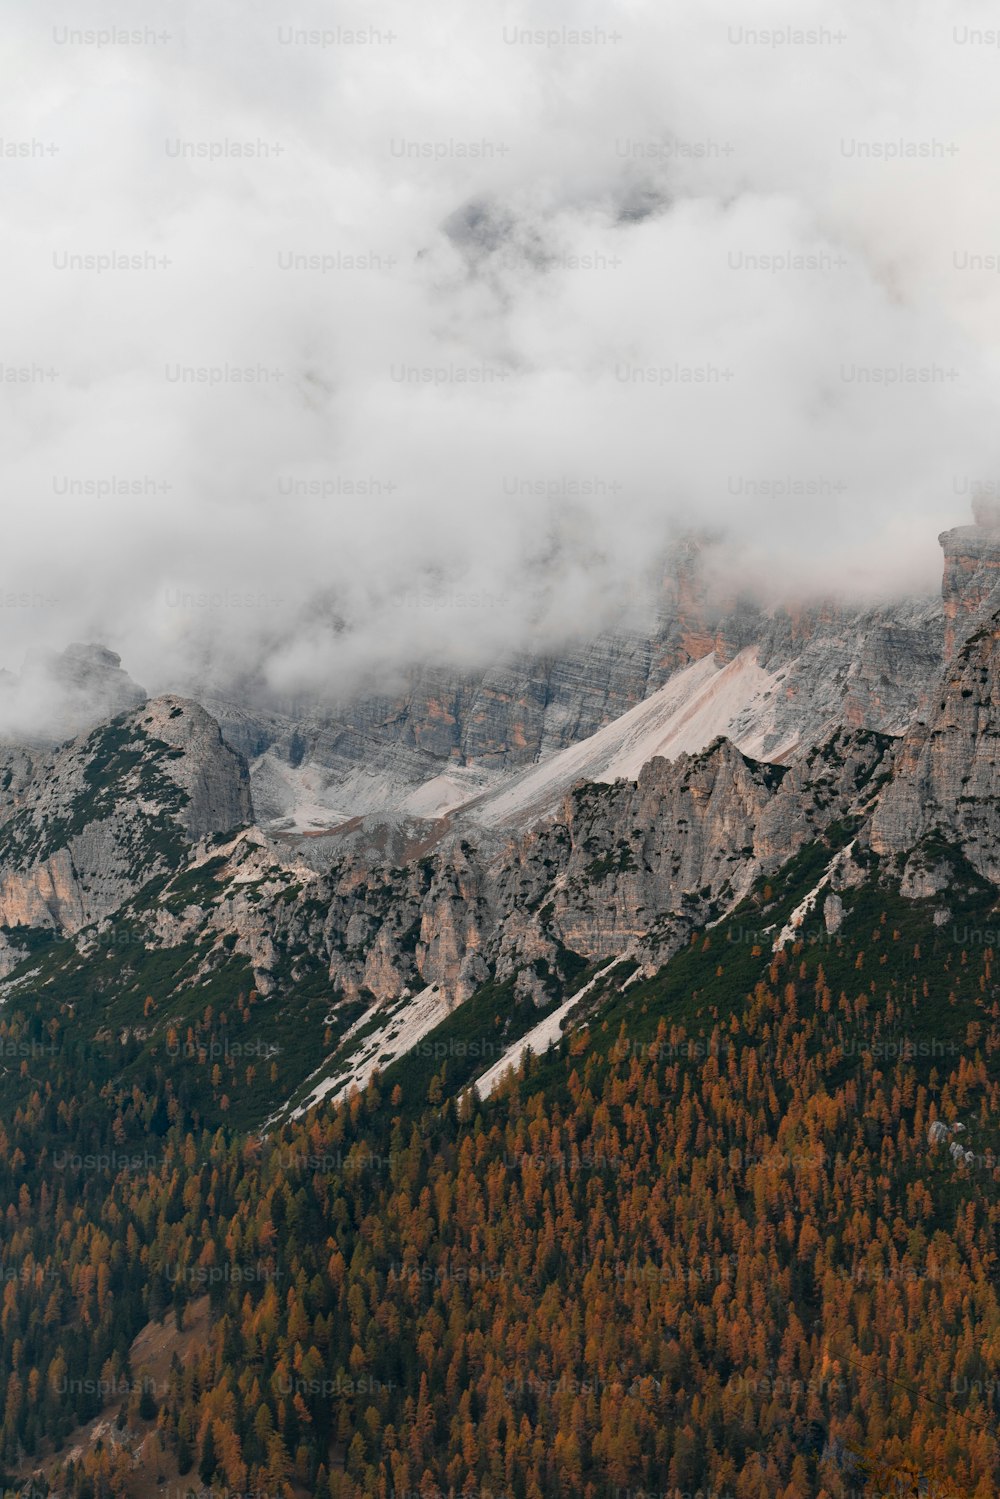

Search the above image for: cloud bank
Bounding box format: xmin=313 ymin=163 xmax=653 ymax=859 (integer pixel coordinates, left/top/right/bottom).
xmin=4 ymin=0 xmax=1000 ymax=700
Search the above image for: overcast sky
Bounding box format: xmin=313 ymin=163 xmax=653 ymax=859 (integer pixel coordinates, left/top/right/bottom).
xmin=4 ymin=0 xmax=1000 ymax=700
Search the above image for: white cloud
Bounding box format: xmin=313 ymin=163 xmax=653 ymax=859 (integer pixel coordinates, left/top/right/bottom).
xmin=2 ymin=0 xmax=999 ymax=700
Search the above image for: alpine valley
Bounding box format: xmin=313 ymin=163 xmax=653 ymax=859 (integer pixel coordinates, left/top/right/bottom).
xmin=0 ymin=511 xmax=999 ymax=1498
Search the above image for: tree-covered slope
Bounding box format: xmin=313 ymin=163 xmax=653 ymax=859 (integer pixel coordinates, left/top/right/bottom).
xmin=0 ymin=836 xmax=996 ymax=1498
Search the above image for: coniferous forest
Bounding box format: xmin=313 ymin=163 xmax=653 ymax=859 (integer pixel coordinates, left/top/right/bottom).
xmin=0 ymin=850 xmax=996 ymax=1499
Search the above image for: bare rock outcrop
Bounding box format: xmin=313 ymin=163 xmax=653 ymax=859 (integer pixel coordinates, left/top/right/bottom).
xmin=201 ymin=725 xmax=892 ymax=1005
xmin=483 ymin=727 xmax=892 ymax=973
xmin=940 ymin=501 xmax=1000 ymax=661
xmin=0 ymin=697 xmax=252 ymax=933
xmin=871 ymin=606 xmax=1000 ymax=882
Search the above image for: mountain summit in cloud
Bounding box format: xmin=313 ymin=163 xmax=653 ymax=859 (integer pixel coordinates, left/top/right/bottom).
xmin=0 ymin=642 xmax=145 ymax=745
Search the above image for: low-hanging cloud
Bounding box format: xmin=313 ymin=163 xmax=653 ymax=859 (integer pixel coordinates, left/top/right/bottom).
xmin=3 ymin=0 xmax=1000 ymax=707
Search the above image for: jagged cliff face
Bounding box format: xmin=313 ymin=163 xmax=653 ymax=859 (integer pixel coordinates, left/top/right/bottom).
xmin=0 ymin=697 xmax=251 ymax=938
xmin=480 ymin=728 xmax=893 ymax=984
xmin=0 ymin=524 xmax=960 ymax=846
xmin=868 ymin=506 xmax=1000 ymax=883
xmin=0 ymin=669 xmax=893 ymax=1016
xmin=111 ymin=724 xmax=891 ymax=1014
xmin=940 ymin=522 xmax=1000 ymax=662
xmin=871 ymin=607 xmax=1000 ymax=883
xmin=0 ymin=526 xmax=955 ymax=1010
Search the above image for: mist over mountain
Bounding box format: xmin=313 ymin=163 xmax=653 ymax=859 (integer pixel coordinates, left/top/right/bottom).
xmin=5 ymin=0 xmax=1000 ymax=704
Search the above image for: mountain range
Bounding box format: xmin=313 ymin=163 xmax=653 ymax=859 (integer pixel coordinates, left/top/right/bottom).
xmin=0 ymin=508 xmax=998 ymax=1496
xmin=1 ymin=509 xmax=999 ymax=1106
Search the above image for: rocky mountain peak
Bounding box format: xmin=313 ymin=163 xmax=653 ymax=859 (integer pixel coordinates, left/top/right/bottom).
xmin=130 ymin=696 xmax=254 ymax=839
xmin=870 ymin=600 xmax=1000 ymax=883
xmin=0 ymin=696 xmax=252 ymax=941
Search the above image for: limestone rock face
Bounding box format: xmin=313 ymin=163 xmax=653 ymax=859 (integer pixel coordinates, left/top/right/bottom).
xmin=265 ymin=590 xmax=934 ymax=770
xmin=824 ymin=892 xmax=844 ymax=934
xmin=132 ymin=697 xmax=254 ymax=840
xmin=870 ymin=609 xmax=1000 ymax=881
xmin=195 ymin=726 xmax=892 ymax=1004
xmin=940 ymin=514 xmax=1000 ymax=660
xmin=0 ymin=697 xmax=252 ymax=933
xmin=483 ymin=728 xmax=893 ymax=973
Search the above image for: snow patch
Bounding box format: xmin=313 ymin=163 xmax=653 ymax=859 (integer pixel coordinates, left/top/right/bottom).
xmin=772 ymin=842 xmax=855 ymax=951
xmin=291 ymin=984 xmax=452 ymax=1116
xmin=470 ymin=961 xmax=620 ymax=1100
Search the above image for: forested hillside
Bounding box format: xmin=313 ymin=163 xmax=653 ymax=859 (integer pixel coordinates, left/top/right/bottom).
xmin=0 ymin=832 xmax=996 ymax=1498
